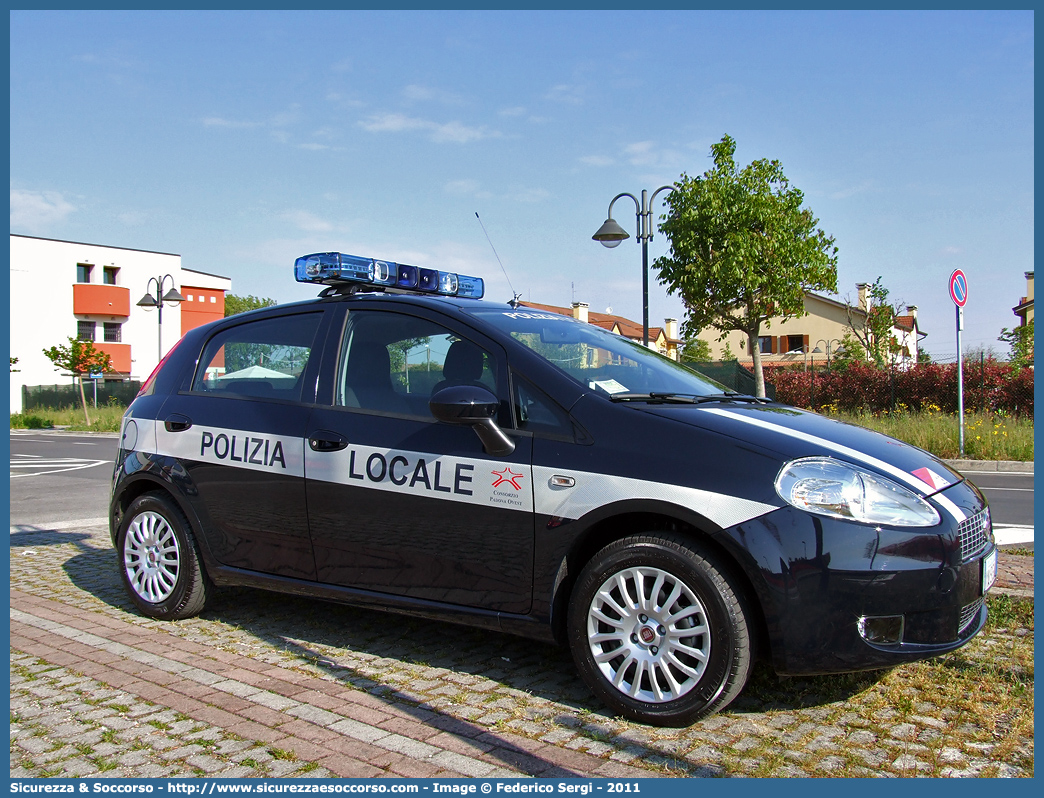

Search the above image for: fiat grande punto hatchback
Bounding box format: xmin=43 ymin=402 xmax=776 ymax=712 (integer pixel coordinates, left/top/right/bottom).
xmin=110 ymin=252 xmax=997 ymax=726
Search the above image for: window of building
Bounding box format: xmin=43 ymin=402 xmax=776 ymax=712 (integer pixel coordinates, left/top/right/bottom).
xmin=785 ymin=335 xmax=806 ymax=353
xmin=104 ymin=323 xmax=122 ymax=343
xmin=76 ymin=263 xmax=93 ymax=283
xmin=77 ymin=321 xmax=96 ymax=342
xmin=103 ymin=266 xmax=119 ymax=285
xmin=758 ymin=336 xmax=773 ymax=354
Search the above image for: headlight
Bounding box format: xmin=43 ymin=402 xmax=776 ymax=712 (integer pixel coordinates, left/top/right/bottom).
xmin=775 ymin=457 xmax=941 ymax=527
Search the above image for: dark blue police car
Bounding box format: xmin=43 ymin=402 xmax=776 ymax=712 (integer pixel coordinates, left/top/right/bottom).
xmin=110 ymin=252 xmax=997 ymax=726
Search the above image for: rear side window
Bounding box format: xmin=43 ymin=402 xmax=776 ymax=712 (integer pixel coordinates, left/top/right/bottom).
xmin=191 ymin=313 xmax=322 ymax=402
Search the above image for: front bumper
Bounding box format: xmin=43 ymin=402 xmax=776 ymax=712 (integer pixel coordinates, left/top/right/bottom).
xmin=717 ymin=478 xmax=996 ymax=675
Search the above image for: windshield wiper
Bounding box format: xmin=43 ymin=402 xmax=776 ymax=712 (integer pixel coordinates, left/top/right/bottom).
xmin=609 ymin=391 xmax=771 ymax=405
xmin=609 ymin=392 xmax=699 ymax=404
xmin=694 ymin=392 xmax=770 ymax=404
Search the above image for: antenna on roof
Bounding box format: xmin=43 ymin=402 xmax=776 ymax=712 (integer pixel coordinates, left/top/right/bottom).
xmin=475 ymin=212 xmax=521 ymax=307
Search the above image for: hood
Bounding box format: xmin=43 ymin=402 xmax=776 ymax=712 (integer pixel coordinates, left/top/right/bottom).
xmin=635 ymin=402 xmax=963 ymax=498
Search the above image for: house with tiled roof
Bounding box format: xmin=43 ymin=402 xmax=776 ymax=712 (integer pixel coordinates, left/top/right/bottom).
xmin=1013 ymin=271 xmax=1034 ymax=327
xmin=517 ymin=301 xmax=683 ymax=360
xmin=695 ymin=283 xmax=925 ymax=370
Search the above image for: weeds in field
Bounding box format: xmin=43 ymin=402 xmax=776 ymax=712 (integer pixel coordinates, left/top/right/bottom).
xmin=821 ymin=407 xmax=1033 ymax=461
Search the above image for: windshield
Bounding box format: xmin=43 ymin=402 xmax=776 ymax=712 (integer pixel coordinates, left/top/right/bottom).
xmin=470 ymin=308 xmax=728 ymax=398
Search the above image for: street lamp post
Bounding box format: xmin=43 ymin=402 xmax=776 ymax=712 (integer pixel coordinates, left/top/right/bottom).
xmin=813 ymin=338 xmax=844 ymax=369
xmin=592 ymin=185 xmax=674 ymax=347
xmin=809 ymin=339 xmax=843 ymax=410
xmin=136 ymin=275 xmax=186 ymax=363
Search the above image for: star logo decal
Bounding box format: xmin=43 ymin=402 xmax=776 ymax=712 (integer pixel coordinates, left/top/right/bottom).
xmin=491 ymin=467 xmax=525 ymax=491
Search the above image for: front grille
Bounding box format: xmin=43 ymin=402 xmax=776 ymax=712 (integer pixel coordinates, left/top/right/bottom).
xmin=957 ymin=507 xmax=991 ymax=562
xmin=959 ymin=598 xmax=984 ymax=634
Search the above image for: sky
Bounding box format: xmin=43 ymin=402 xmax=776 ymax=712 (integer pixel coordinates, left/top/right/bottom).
xmin=9 ymin=9 xmax=1034 ymax=361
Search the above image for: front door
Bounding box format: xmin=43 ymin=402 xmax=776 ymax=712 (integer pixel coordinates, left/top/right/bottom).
xmin=305 ymin=306 xmax=534 ymax=613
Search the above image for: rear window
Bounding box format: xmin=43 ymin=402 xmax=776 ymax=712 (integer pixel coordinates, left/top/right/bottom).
xmin=191 ymin=313 xmax=322 ymax=402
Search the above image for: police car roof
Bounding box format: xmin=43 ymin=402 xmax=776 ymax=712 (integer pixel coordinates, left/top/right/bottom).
xmin=323 ymin=290 xmax=514 ymax=312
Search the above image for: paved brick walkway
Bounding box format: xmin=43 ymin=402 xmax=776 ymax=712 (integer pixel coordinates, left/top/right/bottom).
xmin=10 ymin=519 xmax=1034 ymax=778
xmin=995 ymin=553 xmax=1033 ymax=598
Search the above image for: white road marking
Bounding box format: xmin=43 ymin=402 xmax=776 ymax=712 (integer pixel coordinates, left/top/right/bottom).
xmin=10 ymin=456 xmax=109 ymax=478
xmin=994 ymin=526 xmax=1034 ymax=546
xmin=10 ymin=517 xmax=109 ymax=533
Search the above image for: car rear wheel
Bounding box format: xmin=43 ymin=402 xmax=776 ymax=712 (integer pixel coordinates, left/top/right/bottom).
xmin=567 ymin=533 xmax=754 ymax=726
xmin=118 ymin=492 xmax=211 ymax=620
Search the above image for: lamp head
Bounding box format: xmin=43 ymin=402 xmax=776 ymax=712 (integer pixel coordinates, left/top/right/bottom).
xmin=162 ymin=287 xmax=186 ymax=305
xmin=136 ymin=292 xmax=158 ymax=310
xmin=592 ymin=218 xmax=629 ymax=249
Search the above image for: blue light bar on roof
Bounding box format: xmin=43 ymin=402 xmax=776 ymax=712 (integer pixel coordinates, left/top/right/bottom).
xmin=294 ymin=252 xmax=484 ymax=299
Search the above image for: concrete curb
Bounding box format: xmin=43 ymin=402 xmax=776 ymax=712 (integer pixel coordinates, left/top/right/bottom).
xmin=944 ymin=459 xmax=1034 ymax=474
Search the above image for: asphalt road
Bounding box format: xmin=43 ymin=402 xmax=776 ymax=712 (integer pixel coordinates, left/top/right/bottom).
xmin=8 ymin=430 xmax=1034 ymax=535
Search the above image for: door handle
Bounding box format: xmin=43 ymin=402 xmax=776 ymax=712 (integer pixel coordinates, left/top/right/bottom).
xmin=164 ymin=414 xmax=192 ymax=432
xmin=309 ymin=430 xmax=349 ymax=452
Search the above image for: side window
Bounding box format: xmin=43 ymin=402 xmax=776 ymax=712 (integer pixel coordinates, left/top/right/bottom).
xmin=192 ymin=313 xmax=322 ymax=402
xmin=513 ymin=374 xmax=574 ymax=438
xmin=337 ymin=311 xmax=497 ymax=416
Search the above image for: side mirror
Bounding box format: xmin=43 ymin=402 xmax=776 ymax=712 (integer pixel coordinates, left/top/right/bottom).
xmin=429 ymin=385 xmax=515 ymax=457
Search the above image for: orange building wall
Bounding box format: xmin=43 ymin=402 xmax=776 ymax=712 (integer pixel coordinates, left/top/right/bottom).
xmin=73 ymin=284 xmax=130 ymax=317
xmin=95 ymin=343 xmax=132 ymax=375
xmin=181 ymin=286 xmax=226 ymax=335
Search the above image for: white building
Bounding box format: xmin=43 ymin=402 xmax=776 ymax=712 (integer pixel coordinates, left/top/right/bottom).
xmin=9 ymin=235 xmax=231 ymax=413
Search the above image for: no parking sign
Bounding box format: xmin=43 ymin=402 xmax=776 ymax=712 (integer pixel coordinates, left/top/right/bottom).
xmin=949 ymin=269 xmax=968 ymax=308
xmin=949 ymin=269 xmax=968 ymax=454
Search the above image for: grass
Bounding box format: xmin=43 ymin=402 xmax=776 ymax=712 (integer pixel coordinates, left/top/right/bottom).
xmin=820 ymin=407 xmax=1033 ymax=461
xmin=731 ymin=593 xmax=1034 ymax=777
xmin=11 ymin=402 xmax=126 ymax=432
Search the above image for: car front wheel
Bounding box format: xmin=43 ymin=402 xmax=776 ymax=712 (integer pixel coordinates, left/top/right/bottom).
xmin=118 ymin=492 xmax=211 ymax=620
xmin=567 ymin=533 xmax=754 ymax=726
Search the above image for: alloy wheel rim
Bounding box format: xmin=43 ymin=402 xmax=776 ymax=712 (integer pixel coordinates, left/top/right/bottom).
xmin=586 ymin=566 xmax=710 ymax=703
xmin=123 ymin=511 xmax=181 ymax=603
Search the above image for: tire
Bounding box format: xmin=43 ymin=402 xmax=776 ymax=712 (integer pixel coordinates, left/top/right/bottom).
xmin=117 ymin=492 xmax=212 ymax=620
xmin=567 ymin=533 xmax=754 ymax=726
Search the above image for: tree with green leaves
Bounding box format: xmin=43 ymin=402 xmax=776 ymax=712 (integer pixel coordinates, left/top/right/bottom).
xmin=42 ymin=337 xmax=112 ymax=425
xmin=654 ymin=135 xmax=838 ymax=397
xmin=844 ymin=277 xmax=904 ymax=367
xmin=224 ymin=294 xmax=277 ymax=317
xmin=679 ymin=338 xmax=713 ymax=364
xmin=998 ymin=319 xmax=1034 ymax=370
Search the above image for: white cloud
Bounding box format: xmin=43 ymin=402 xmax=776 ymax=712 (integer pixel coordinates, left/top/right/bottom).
xmin=941 ymin=245 xmax=963 ymax=256
xmin=117 ymin=211 xmax=146 ymax=226
xmin=402 ymin=84 xmax=465 ymax=105
xmin=358 ymin=112 xmax=429 ymax=134
xmin=499 ymin=106 xmax=526 ymax=117
xmin=358 ymin=113 xmax=497 ymax=144
xmin=202 ymin=116 xmax=261 ymax=129
xmin=623 ymin=140 xmax=686 ymax=171
xmin=445 ymin=179 xmax=481 ymax=195
xmin=10 ymin=189 xmax=76 ymax=233
xmin=545 ymin=83 xmax=584 ymax=105
xmin=580 ymin=155 xmax=615 ymax=167
xmin=430 ymin=120 xmax=493 ymax=144
xmin=281 ymin=210 xmax=335 ymax=233
xmin=508 ymin=187 xmax=550 ymax=204
xmin=829 ymin=180 xmax=875 ymax=200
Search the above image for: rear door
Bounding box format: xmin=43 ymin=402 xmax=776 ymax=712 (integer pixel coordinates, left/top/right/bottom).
xmin=157 ymin=308 xmax=329 ymax=580
xmin=304 ymin=303 xmax=535 ymax=613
